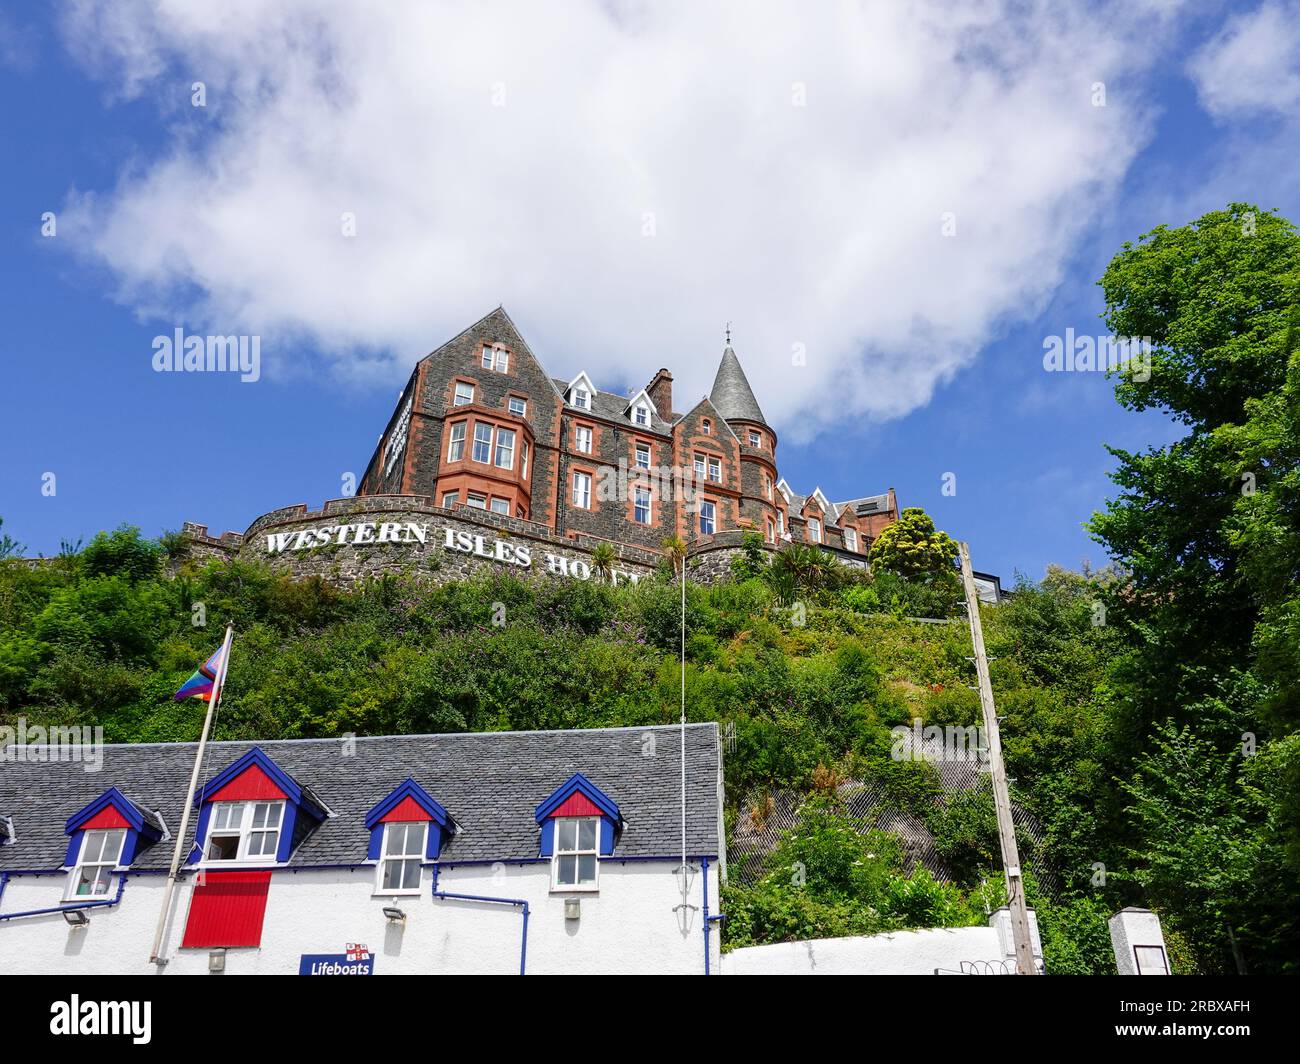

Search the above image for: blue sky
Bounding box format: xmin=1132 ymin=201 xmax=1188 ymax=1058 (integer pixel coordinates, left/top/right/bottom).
xmin=2 ymin=2 xmax=1299 ymax=582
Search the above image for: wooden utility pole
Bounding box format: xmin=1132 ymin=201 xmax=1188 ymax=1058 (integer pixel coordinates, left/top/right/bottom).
xmin=958 ymin=543 xmax=1038 ymax=975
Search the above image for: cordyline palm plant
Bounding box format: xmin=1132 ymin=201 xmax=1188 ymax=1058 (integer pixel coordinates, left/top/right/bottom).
xmin=589 ymin=542 xmax=617 ymax=584
xmin=661 ymin=535 xmax=687 ymax=578
xmin=770 ymin=542 xmax=841 ymax=593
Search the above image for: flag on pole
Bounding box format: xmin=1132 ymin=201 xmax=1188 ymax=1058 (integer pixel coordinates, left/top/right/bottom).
xmin=173 ymin=640 xmax=230 ymax=702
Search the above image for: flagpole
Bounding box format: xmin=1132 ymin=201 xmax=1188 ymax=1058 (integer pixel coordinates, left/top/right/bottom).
xmin=149 ymin=622 xmax=233 ymax=966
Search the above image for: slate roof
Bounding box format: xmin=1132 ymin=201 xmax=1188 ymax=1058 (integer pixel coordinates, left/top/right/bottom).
xmin=550 ymin=378 xmax=674 ymax=434
xmin=708 ymin=346 xmax=767 ymax=426
xmin=0 ymin=724 xmax=721 ymax=870
xmin=834 ymin=493 xmax=893 ymax=519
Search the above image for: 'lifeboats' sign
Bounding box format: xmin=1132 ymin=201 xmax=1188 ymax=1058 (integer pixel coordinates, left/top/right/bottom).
xmin=265 ymin=522 xmax=641 ymax=584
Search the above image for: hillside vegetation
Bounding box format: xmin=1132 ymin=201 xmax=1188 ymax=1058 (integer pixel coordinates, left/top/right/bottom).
xmin=1 ymin=524 xmax=1284 ymax=973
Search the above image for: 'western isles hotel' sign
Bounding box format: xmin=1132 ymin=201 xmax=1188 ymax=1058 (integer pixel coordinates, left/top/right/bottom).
xmin=266 ymin=521 xmax=642 ymax=583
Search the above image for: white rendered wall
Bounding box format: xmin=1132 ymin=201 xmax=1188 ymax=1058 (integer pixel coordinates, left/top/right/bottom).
xmin=720 ymin=926 xmax=1006 ymax=975
xmin=0 ymin=860 xmax=721 ymax=976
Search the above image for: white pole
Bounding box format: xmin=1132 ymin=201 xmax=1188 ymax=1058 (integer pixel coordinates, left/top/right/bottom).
xmin=149 ymin=622 xmax=233 ymax=965
xmin=680 ymin=543 xmax=687 ymax=912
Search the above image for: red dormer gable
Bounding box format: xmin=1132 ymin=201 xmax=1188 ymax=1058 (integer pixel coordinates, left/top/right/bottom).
xmin=550 ymin=792 xmax=603 ymax=818
xmin=80 ymin=805 xmax=131 ymax=830
xmin=378 ymin=795 xmax=435 ymax=823
xmin=207 ymin=763 xmax=289 ymax=803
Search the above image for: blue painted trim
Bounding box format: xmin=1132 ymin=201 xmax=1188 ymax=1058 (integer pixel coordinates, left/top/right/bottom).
xmin=367 ymin=825 xmax=383 ymax=862
xmin=64 ymin=787 xmax=149 ymax=835
xmin=599 ymin=818 xmax=615 ymax=856
xmin=363 ymin=778 xmax=451 ymax=831
xmin=276 ymin=804 xmax=299 ymax=863
xmin=533 ymin=772 xmax=622 ymax=824
xmin=196 ymin=747 xmax=327 ymax=821
xmin=539 ymin=820 xmax=555 ymax=858
xmin=431 ymin=883 xmax=530 ymax=975
xmin=0 ymin=873 xmax=128 ymax=923
xmin=187 ymin=803 xmax=214 ymax=865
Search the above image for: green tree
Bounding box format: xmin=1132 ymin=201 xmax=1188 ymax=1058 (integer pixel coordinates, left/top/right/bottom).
xmin=867 ymin=507 xmax=957 ymax=579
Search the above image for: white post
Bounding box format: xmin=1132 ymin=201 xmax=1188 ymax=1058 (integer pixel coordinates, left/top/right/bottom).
xmin=148 ymin=623 xmax=233 ymax=965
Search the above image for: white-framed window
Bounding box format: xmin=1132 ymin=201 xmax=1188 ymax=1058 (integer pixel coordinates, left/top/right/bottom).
xmin=575 ymin=425 xmax=593 ymax=454
xmin=446 ymin=421 xmax=466 ymax=462
xmin=633 ymin=404 xmax=650 ymax=427
xmin=635 ymin=442 xmax=651 ymax=469
xmin=67 ymin=828 xmax=126 ymax=899
xmin=708 ymin=457 xmax=721 ymax=483
xmin=521 ymin=440 xmax=530 ymax=479
xmin=699 ymin=500 xmax=716 ymax=536
xmin=204 ymin=801 xmax=284 ymax=863
xmin=764 ymin=474 xmax=773 ymax=500
xmin=572 ymin=471 xmax=592 ymax=509
xmin=442 ymin=491 xmax=459 ymax=508
xmin=454 ymin=382 xmax=474 ymax=406
xmin=808 ymin=518 xmax=821 ymax=543
xmin=766 ymin=519 xmax=776 ymax=543
xmin=844 ymin=527 xmax=857 ymax=552
xmin=778 ymin=510 xmax=785 ymax=535
xmin=551 ymin=817 xmax=599 ymax=891
xmin=377 ymin=822 xmax=427 ymax=895
xmin=472 ymin=422 xmax=493 ymax=463
xmin=467 ymin=493 xmax=487 ymax=509
xmin=482 ymin=345 xmax=509 ymax=372
xmin=508 ymin=396 xmax=527 ymax=417
xmin=634 ymin=487 xmax=652 ymax=525
xmin=490 ymin=497 xmax=509 ymax=515
xmin=693 ymin=454 xmax=706 ymax=480
xmin=749 ymin=430 xmax=761 ymax=447
xmin=573 ymin=387 xmax=591 ymax=411
xmin=702 ymin=419 xmax=711 ymax=435
xmin=494 ymin=427 xmax=515 ymax=469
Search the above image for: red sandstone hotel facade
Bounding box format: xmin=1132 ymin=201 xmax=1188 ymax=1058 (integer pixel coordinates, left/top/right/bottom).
xmin=358 ymin=308 xmax=898 ymax=558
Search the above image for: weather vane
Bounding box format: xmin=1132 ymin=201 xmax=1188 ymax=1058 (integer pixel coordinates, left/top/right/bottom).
xmin=725 ymin=321 xmax=731 ymax=346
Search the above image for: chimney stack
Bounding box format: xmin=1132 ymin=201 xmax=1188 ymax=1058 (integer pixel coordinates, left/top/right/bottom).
xmin=646 ymin=368 xmax=674 ymax=420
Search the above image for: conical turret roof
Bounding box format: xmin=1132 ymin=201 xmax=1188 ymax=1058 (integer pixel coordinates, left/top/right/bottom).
xmin=709 ymin=346 xmax=767 ymax=425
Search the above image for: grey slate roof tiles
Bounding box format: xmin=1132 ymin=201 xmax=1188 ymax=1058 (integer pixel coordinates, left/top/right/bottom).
xmin=708 ymin=346 xmax=767 ymax=426
xmin=0 ymin=724 xmax=721 ymax=871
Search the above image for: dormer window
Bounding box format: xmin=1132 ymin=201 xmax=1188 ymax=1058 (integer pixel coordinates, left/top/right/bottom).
xmin=633 ymin=404 xmax=650 ymax=427
xmin=365 ymin=779 xmax=456 ymax=897
xmin=379 ymin=822 xmax=427 ymax=893
xmin=808 ymin=517 xmax=822 ymax=543
xmin=67 ymin=829 xmax=126 ymax=899
xmin=573 ymin=387 xmax=591 ymax=411
xmin=205 ymin=800 xmax=285 ymax=862
xmin=62 ymin=787 xmax=165 ymax=900
xmin=536 ymin=773 xmax=622 ymax=894
xmin=844 ymin=527 xmax=857 ymax=552
xmin=554 ymin=817 xmax=599 ymax=889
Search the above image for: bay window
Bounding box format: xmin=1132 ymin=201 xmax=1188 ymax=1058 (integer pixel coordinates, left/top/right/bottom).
xmin=446 ymin=421 xmax=466 ymax=462
xmin=472 ymin=422 xmax=493 ymax=463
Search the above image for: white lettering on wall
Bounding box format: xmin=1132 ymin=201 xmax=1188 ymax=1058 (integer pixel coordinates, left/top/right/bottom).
xmin=265 ymin=521 xmax=635 ymax=583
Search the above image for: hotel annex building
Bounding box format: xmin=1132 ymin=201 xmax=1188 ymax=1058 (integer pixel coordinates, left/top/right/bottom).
xmin=356 ymin=308 xmax=899 ymax=559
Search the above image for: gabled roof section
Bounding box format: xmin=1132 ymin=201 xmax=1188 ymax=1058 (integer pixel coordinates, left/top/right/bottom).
xmin=807 ymin=487 xmax=833 ymax=514
xmin=566 ymin=370 xmax=598 ymax=399
xmin=535 ymin=773 xmax=623 ymax=825
xmin=623 ymin=387 xmax=659 ymax=419
xmin=709 ymin=345 xmax=767 ymax=426
xmin=422 ymin=306 xmax=567 ymax=403
xmin=365 ymin=778 xmax=455 ymax=833
xmin=197 ymin=747 xmax=330 ymax=821
xmin=65 ymin=787 xmax=164 ymax=838
xmin=674 ymin=395 xmax=741 ymax=442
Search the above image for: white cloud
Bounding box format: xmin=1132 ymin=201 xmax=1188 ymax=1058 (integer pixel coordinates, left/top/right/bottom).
xmin=1188 ymin=1 xmax=1300 ymax=119
xmin=57 ymin=0 xmax=1180 ymax=440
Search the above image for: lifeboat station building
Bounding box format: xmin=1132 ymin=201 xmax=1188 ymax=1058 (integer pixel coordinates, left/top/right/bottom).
xmin=0 ymin=723 xmax=723 ymax=975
